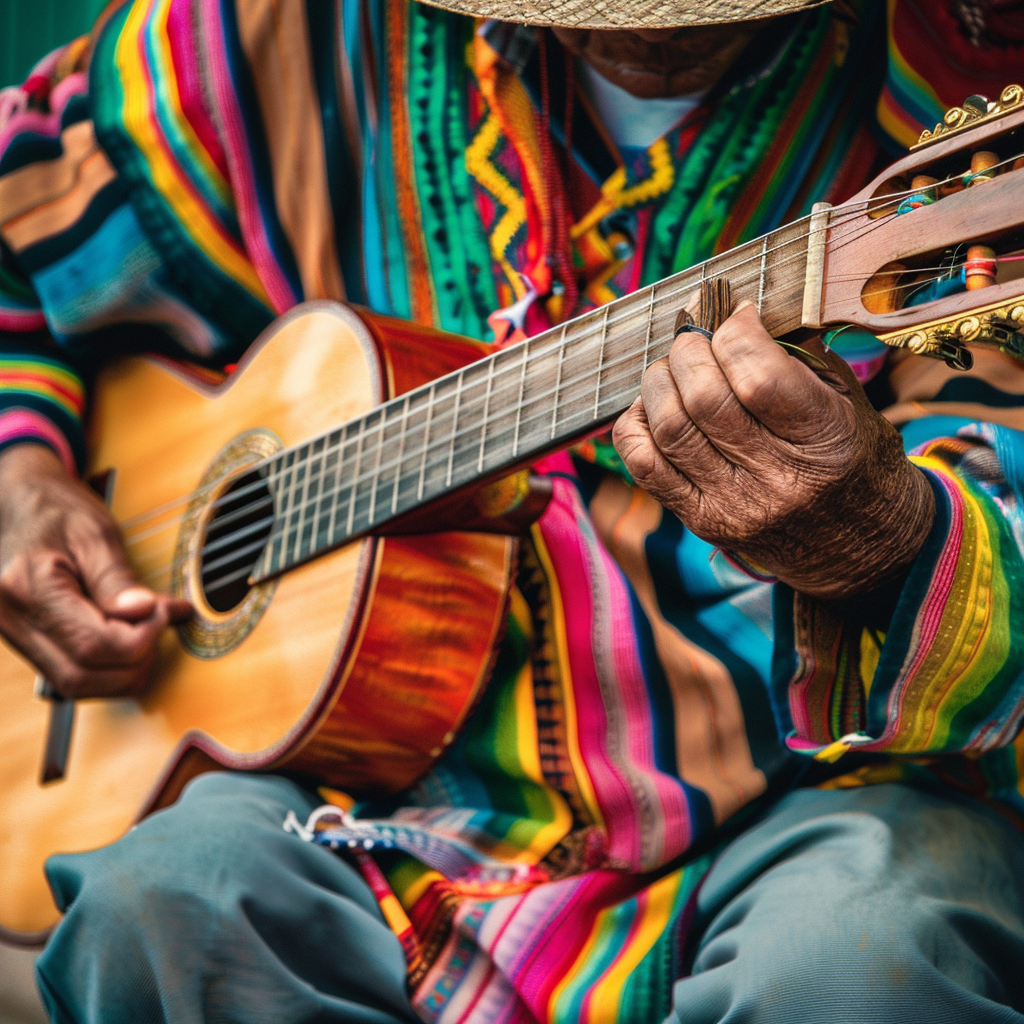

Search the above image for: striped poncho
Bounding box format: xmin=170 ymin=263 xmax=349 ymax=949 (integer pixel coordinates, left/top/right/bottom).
xmin=4 ymin=0 xmax=1024 ymax=1020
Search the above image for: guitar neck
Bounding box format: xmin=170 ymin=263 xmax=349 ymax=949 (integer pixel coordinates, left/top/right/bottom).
xmin=251 ymin=219 xmax=812 ymax=581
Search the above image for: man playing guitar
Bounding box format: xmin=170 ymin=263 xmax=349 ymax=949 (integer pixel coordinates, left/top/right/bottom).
xmin=3 ymin=0 xmax=1024 ymax=1021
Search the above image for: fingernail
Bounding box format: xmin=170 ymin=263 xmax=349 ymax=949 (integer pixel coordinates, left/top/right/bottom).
xmin=113 ymin=587 xmax=155 ymax=610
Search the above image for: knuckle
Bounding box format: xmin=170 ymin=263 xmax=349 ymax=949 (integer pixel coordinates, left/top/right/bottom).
xmin=66 ymin=630 xmax=108 ymax=666
xmin=650 ymin=410 xmax=697 ymax=457
xmin=732 ymin=370 xmax=778 ymax=412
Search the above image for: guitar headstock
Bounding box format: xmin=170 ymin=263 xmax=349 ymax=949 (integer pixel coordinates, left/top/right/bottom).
xmin=809 ymin=86 xmax=1024 ymax=369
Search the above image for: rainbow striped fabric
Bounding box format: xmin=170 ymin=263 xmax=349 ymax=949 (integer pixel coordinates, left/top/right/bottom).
xmin=4 ymin=1 xmax=1024 ymax=1019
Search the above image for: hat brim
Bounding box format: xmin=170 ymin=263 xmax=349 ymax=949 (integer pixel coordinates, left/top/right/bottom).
xmin=416 ymin=0 xmax=830 ymax=29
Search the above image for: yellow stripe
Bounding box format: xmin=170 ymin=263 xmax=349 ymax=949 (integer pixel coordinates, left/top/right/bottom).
xmin=585 ymin=872 xmax=679 ymax=1022
xmin=0 ymin=381 xmax=82 ymax=418
xmin=504 ymin=588 xmax=574 ymax=861
xmin=547 ymin=907 xmax=605 ymax=1020
xmin=899 ymin=456 xmax=996 ymax=750
xmin=116 ymin=0 xmax=269 ymax=301
xmin=0 ymin=359 xmax=83 ymax=391
xmin=465 ymin=112 xmax=528 ymax=300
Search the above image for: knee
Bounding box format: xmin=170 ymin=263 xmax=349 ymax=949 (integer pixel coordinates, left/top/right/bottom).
xmin=44 ymin=772 xmax=320 ymax=924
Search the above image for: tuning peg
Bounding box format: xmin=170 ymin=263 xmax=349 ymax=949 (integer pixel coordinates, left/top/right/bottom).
xmin=898 ymin=175 xmax=939 ymax=214
xmin=965 ymin=245 xmax=997 ymax=290
xmin=967 ymin=151 xmax=1000 ymax=185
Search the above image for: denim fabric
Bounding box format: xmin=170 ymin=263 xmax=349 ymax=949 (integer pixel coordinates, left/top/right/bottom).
xmin=37 ymin=776 xmax=1024 ymax=1024
xmin=671 ymin=784 xmax=1024 ymax=1024
xmin=37 ymin=774 xmax=418 ymax=1024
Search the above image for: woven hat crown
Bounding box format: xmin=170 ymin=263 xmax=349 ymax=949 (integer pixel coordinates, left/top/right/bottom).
xmin=417 ymin=0 xmax=830 ymax=29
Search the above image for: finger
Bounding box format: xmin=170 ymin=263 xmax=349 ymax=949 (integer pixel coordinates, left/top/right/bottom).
xmin=23 ymin=557 xmax=173 ymax=669
xmin=668 ymin=324 xmax=757 ymax=460
xmin=66 ymin=515 xmax=158 ymax=618
xmin=711 ymin=303 xmax=850 ymax=443
xmin=2 ymin=619 xmax=154 ymax=699
xmin=640 ymin=357 xmax=733 ymax=482
xmin=612 ymin=397 xmax=700 ymax=517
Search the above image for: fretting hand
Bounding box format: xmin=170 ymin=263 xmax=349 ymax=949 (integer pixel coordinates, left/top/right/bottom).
xmin=612 ymin=301 xmax=935 ymax=601
xmin=0 ymin=445 xmax=191 ymax=698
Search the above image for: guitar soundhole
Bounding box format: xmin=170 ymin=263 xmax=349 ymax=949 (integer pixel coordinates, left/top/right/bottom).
xmin=200 ymin=471 xmax=275 ymax=613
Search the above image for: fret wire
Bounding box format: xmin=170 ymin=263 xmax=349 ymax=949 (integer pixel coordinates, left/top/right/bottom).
xmin=365 ymin=416 xmax=387 ymax=526
xmin=291 ymin=440 xmax=317 ymax=562
xmin=757 ymin=234 xmax=769 ymax=315
xmin=417 ymin=383 xmax=436 ymax=502
xmin=512 ymin=339 xmax=529 ymax=459
xmin=550 ymin=324 xmax=567 ymax=440
xmin=324 ymin=432 xmax=345 ymax=549
xmin=592 ymin=306 xmax=610 ymax=419
xmin=642 ymin=284 xmax=656 ymax=372
xmin=477 ymin=358 xmax=495 ymax=475
xmin=286 ymin=448 xmax=307 ymax=560
xmin=445 ymin=370 xmax=465 ymax=489
xmin=303 ymin=439 xmax=327 ymax=559
xmin=271 ymin=451 xmax=297 ymax=572
xmin=391 ymin=394 xmax=412 ymax=516
xmin=330 ymin=427 xmax=368 ymax=547
xmin=345 ymin=418 xmax=367 ymax=536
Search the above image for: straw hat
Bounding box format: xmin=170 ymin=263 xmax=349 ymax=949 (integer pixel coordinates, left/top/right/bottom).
xmin=417 ymin=0 xmax=831 ymax=29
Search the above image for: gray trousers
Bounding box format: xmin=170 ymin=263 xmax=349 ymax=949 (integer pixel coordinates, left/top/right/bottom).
xmin=35 ymin=774 xmax=1024 ymax=1024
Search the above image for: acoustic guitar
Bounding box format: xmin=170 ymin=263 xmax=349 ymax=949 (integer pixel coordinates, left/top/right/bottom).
xmin=4 ymin=88 xmax=1024 ymax=943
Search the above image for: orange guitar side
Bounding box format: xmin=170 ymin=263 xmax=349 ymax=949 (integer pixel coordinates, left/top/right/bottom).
xmin=0 ymin=302 xmax=514 ymax=943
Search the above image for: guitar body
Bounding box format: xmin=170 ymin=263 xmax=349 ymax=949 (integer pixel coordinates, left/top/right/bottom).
xmin=0 ymin=302 xmax=515 ymax=942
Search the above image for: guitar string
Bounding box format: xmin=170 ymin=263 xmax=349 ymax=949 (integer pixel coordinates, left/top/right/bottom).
xmin=124 ymin=206 xmax=978 ymax=565
xmin=135 ymin=245 xmax=997 ymax=592
xmin=122 ymin=226 xmax=836 ymax=557
xmin=119 ymin=198 xmax=904 ymax=548
xmin=115 ymin=175 xmax=947 ymax=538
xmin=124 ymin=229 xmax=1001 ymax=587
xmin=118 ymin=156 xmax=1024 ymax=573
xmin=118 ymin=146 xmax=1024 ymax=539
xmin=118 ymin=162 xmax=988 ymax=548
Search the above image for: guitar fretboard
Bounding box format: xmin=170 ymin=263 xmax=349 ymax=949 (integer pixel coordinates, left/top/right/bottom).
xmin=251 ymin=220 xmax=811 ymax=582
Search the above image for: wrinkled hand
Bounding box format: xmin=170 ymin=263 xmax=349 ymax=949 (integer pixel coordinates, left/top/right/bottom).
xmin=0 ymin=445 xmax=191 ymax=698
xmin=613 ymin=302 xmax=935 ymax=601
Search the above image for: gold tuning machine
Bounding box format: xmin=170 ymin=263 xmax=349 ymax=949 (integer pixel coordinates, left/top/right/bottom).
xmin=913 ymin=85 xmax=1024 ymax=151
xmin=877 ymin=298 xmax=1024 ymax=370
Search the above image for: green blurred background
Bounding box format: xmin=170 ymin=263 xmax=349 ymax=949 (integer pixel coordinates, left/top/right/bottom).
xmin=2 ymin=0 xmax=108 ymax=87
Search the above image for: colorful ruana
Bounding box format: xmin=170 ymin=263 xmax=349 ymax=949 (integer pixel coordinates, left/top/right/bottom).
xmin=3 ymin=0 xmax=1024 ymax=1020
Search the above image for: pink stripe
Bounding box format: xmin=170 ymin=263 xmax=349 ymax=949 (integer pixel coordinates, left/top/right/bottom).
xmin=0 ymin=409 xmax=75 ymax=474
xmin=199 ymin=0 xmax=297 ymax=312
xmin=166 ymin=0 xmax=231 ymax=182
xmin=602 ymin=541 xmax=692 ymax=859
xmin=535 ymin=453 xmax=690 ymax=869
xmin=0 ymin=309 xmax=48 ymax=332
xmin=0 ymin=72 xmax=88 ymax=152
xmin=879 ymin=470 xmax=965 ymax=746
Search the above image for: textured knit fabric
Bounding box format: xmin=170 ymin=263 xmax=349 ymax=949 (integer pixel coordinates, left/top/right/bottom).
xmin=3 ymin=1 xmax=1024 ymax=1021
xmin=36 ymin=775 xmax=1024 ymax=1024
